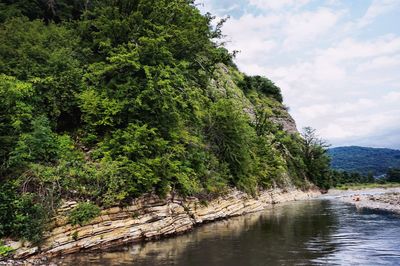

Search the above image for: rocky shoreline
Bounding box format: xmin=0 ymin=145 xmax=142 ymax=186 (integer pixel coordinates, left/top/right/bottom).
xmin=0 ymin=188 xmax=320 ymax=265
xmin=328 ymin=187 xmax=400 ymax=214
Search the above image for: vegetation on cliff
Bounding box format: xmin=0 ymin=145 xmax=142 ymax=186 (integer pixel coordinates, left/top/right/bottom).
xmin=0 ymin=0 xmax=332 ymax=243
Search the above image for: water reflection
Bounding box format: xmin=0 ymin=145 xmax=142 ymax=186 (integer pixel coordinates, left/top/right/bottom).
xmin=311 ymin=205 xmax=400 ymax=265
xmin=52 ymin=200 xmax=400 ymax=266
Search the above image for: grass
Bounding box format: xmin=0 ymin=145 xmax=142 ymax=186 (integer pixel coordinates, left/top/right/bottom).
xmin=335 ymin=182 xmax=400 ymax=190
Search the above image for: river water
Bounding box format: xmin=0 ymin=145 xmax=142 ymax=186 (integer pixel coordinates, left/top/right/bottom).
xmin=52 ymin=199 xmax=400 ymax=265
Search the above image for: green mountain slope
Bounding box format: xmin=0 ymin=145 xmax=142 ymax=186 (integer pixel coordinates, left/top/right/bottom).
xmin=328 ymin=146 xmax=400 ymax=175
xmin=0 ymin=0 xmax=331 ymax=244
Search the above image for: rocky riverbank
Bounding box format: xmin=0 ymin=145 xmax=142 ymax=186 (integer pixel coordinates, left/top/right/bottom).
xmin=1 ymin=188 xmax=319 ymax=265
xmin=328 ymin=187 xmax=400 ymax=214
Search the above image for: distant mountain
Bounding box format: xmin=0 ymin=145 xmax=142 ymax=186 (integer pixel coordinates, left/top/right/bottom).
xmin=328 ymin=146 xmax=400 ymax=176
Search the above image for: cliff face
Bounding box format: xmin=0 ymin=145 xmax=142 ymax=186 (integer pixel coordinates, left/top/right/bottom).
xmin=7 ymin=189 xmax=319 ymax=261
xmin=270 ymin=112 xmax=298 ymax=134
xmin=211 ymin=64 xmax=298 ymax=135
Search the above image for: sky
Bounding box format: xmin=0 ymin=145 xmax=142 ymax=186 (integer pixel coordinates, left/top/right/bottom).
xmin=197 ymin=0 xmax=400 ymax=149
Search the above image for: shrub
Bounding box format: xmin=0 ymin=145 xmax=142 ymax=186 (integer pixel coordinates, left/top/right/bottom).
xmin=205 ymin=99 xmax=257 ymax=192
xmin=68 ymin=202 xmax=101 ymax=226
xmin=254 ymin=136 xmax=286 ymax=188
xmin=71 ymin=231 xmax=79 ymax=241
xmin=0 ymin=244 xmax=14 ymax=258
xmin=0 ymin=74 xmax=35 ymax=174
xmin=13 ymin=194 xmax=47 ymax=244
xmin=386 ymin=168 xmax=400 ymax=182
xmin=0 ymin=184 xmax=46 ymax=244
xmin=8 ymin=116 xmax=59 ymax=168
xmin=239 ymin=75 xmax=283 ymax=102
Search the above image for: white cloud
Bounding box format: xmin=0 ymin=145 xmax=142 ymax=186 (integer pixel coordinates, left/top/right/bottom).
xmin=222 ymin=13 xmax=282 ymax=64
xmin=204 ymin=0 xmax=400 ymax=148
xmin=283 ymin=8 xmax=342 ymax=49
xmin=383 ymin=91 xmax=400 ymax=102
xmin=318 ymin=36 xmax=400 ymax=61
xmin=311 ymin=94 xmax=400 ymax=144
xmin=321 ymin=123 xmax=354 ymax=139
xmin=356 ymin=55 xmax=400 ymax=72
xmin=356 ymin=0 xmax=400 ymax=28
xmin=222 ymin=7 xmax=343 ymax=65
xmin=248 ymin=0 xmax=311 ymax=11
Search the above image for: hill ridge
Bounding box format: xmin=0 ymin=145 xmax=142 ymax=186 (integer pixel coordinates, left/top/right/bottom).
xmin=328 ymin=146 xmax=400 ymax=175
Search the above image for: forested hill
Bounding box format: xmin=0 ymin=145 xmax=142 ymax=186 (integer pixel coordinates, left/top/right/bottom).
xmin=0 ymin=0 xmax=331 ymax=244
xmin=328 ymin=146 xmax=400 ymax=176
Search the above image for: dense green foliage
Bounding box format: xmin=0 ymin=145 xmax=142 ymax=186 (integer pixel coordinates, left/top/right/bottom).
xmin=238 ymin=75 xmax=283 ymax=103
xmin=328 ymin=146 xmax=400 ymax=176
xmin=0 ymin=183 xmax=46 ymax=244
xmin=68 ymin=202 xmax=101 ymax=226
xmin=330 ymin=170 xmax=374 ymax=187
xmin=386 ymin=168 xmax=400 ymax=183
xmin=0 ymin=0 xmax=332 ymax=243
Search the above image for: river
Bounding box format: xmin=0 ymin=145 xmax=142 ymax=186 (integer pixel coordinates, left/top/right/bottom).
xmin=51 ymin=199 xmax=400 ymax=265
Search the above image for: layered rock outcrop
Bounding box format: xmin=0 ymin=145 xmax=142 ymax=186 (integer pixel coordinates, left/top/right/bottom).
xmin=7 ymin=188 xmax=319 ymax=261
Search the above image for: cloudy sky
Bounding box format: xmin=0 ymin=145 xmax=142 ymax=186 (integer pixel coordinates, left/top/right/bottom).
xmin=198 ymin=0 xmax=400 ymax=149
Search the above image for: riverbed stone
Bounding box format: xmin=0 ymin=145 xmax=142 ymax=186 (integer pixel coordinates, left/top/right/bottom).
xmin=337 ymin=188 xmax=400 ymax=214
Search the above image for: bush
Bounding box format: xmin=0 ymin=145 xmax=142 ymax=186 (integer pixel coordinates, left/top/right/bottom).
xmin=239 ymin=75 xmax=283 ymax=102
xmin=68 ymin=202 xmax=101 ymax=226
xmin=0 ymin=74 xmax=35 ymax=174
xmin=9 ymin=116 xmax=59 ymax=168
xmin=0 ymin=184 xmax=46 ymax=244
xmin=13 ymin=194 xmax=46 ymax=244
xmin=386 ymin=168 xmax=400 ymax=182
xmin=205 ymin=99 xmax=257 ymax=192
xmin=0 ymin=244 xmax=14 ymax=258
xmin=253 ymin=136 xmax=286 ymax=188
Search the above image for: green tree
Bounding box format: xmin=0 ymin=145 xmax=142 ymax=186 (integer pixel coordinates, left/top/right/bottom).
xmin=301 ymin=127 xmax=332 ymax=189
xmin=386 ymin=168 xmax=400 ymax=182
xmin=9 ymin=116 xmax=59 ymax=168
xmin=0 ymin=75 xmax=35 ymax=174
xmin=205 ymin=99 xmax=257 ymax=192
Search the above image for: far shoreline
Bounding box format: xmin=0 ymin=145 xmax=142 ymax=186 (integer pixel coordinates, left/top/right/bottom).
xmin=326 ymin=186 xmax=400 ymax=215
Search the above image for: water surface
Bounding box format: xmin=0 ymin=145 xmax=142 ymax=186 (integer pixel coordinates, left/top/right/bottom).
xmin=52 ymin=200 xmax=400 ymax=265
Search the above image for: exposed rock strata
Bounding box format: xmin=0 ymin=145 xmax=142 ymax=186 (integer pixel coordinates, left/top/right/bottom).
xmin=4 ymin=188 xmax=319 ymax=262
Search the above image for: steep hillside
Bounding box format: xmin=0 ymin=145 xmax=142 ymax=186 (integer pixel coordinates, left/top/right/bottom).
xmin=0 ymin=0 xmax=330 ymax=246
xmin=328 ymin=146 xmax=400 ymax=175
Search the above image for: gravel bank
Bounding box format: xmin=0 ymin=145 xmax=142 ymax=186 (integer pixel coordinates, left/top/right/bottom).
xmin=327 ymin=187 xmax=400 ymax=214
